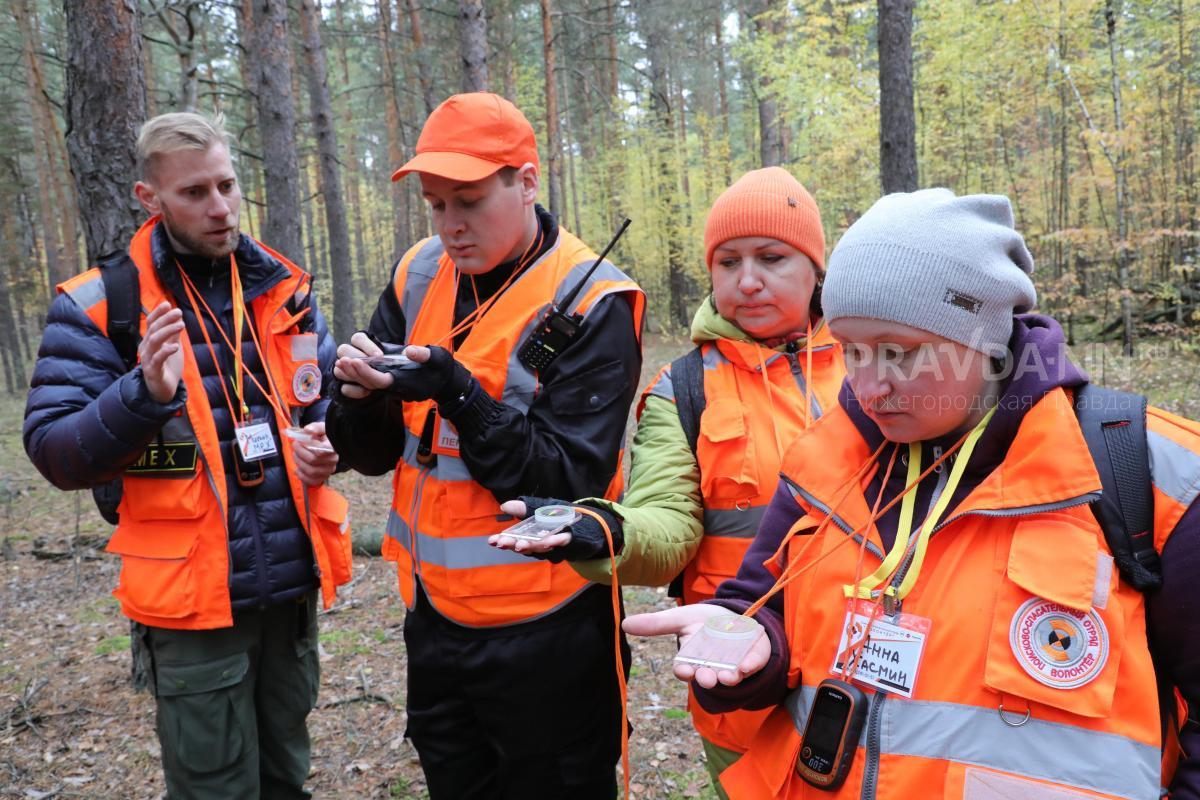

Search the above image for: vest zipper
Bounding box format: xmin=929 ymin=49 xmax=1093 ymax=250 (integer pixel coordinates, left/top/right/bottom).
xmin=860 ymin=690 xmax=888 ymax=800
xmin=786 ymin=351 xmax=823 ymax=420
xmin=931 ymin=492 xmax=1101 ymax=535
xmin=784 ymin=477 xmax=886 ymax=563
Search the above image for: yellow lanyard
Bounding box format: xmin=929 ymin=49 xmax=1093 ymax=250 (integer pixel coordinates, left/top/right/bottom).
xmin=844 ymin=405 xmax=996 ymax=604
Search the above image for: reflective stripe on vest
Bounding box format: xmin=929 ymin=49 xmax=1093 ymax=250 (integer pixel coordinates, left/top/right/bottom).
xmin=95 ymin=217 xmax=351 ymax=629
xmin=1148 ymin=427 xmax=1200 ymax=508
xmin=649 ymin=329 xmax=843 ymax=753
xmin=386 ymin=228 xmax=644 ymax=626
xmin=702 ymin=505 xmax=767 ymax=538
xmin=783 ymin=684 xmax=1158 ymax=799
xmin=727 ymin=391 xmax=1168 ymax=799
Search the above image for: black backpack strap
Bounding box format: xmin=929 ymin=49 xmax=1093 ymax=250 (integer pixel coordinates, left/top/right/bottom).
xmin=1074 ymin=383 xmax=1160 ymax=592
xmin=97 ymin=251 xmax=141 ymax=371
xmin=667 ymin=346 xmax=706 ymax=599
xmin=92 ymin=252 xmax=140 ymax=526
xmin=672 ymin=346 xmax=707 ymax=458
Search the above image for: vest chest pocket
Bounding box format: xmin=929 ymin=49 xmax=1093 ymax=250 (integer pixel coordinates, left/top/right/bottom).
xmin=698 ymin=397 xmax=758 ymax=501
xmin=982 ymin=515 xmax=1125 ymax=719
xmin=271 ymin=332 xmax=321 ymax=407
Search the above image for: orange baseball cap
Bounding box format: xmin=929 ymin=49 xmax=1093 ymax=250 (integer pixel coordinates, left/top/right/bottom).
xmin=391 ymin=93 xmax=540 ymax=183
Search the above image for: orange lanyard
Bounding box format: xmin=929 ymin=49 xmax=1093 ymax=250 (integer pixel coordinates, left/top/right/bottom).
xmin=177 ymin=256 xmax=286 ymax=424
xmin=438 ymin=223 xmax=546 ymax=349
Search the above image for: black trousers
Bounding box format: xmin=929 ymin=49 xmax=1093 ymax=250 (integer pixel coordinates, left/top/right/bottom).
xmin=404 ymin=585 xmax=631 ymax=800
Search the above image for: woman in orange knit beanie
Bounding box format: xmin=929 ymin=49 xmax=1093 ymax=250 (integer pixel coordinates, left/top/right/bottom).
xmin=491 ymin=166 xmax=842 ymax=797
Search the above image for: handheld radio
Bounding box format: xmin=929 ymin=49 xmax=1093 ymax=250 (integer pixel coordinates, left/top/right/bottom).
xmin=517 ymin=218 xmax=631 ymax=372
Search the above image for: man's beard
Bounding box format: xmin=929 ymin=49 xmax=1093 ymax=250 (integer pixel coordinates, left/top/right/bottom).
xmin=160 ymin=206 xmax=240 ymax=260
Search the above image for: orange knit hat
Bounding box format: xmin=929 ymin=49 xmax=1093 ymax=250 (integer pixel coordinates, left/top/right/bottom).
xmin=703 ymin=167 xmax=825 ymax=271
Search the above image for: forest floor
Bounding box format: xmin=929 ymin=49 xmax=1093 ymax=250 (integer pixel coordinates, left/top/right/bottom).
xmin=0 ymin=330 xmax=716 ymax=800
xmin=2 ymin=330 xmax=1199 ymax=799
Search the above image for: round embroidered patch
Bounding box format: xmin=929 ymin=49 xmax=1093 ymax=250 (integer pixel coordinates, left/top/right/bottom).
xmin=293 ymin=363 xmax=322 ymax=404
xmin=1009 ymin=598 xmax=1108 ymax=689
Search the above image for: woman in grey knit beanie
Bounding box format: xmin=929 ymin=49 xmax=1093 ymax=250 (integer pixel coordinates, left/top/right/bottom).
xmin=623 ymin=187 xmax=1198 ymax=800
xmin=821 ymin=188 xmax=1039 ymax=443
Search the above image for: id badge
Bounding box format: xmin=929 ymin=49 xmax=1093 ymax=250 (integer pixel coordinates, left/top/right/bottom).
xmin=234 ymin=419 xmax=278 ymax=463
xmin=830 ymin=598 xmax=931 ymax=698
xmin=431 ymin=415 xmax=460 ymax=457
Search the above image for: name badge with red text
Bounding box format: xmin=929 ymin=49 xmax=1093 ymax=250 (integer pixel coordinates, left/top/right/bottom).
xmin=235 ymin=419 xmax=278 ymax=462
xmin=831 ymin=598 xmax=931 ymax=698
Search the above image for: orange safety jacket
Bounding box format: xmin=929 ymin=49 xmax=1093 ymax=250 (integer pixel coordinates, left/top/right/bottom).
xmin=721 ymin=387 xmax=1200 ymax=800
xmin=382 ymin=230 xmax=645 ymax=627
xmin=643 ymin=326 xmax=844 ymax=754
xmin=58 ymin=217 xmax=352 ymax=630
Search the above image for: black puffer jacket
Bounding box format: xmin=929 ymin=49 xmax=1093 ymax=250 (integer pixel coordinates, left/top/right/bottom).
xmin=25 ymin=222 xmax=336 ymax=612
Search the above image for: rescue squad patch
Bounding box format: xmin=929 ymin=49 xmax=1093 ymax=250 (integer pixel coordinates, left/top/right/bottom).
xmin=1009 ymin=598 xmax=1108 ymax=689
xmin=293 ymin=363 xmax=322 ymax=404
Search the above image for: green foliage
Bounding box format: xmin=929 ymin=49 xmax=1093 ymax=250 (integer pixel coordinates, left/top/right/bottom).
xmin=2 ymin=0 xmax=1199 ymax=349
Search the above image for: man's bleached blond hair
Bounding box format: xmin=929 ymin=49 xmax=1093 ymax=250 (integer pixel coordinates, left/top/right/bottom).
xmin=136 ymin=111 xmax=231 ymax=181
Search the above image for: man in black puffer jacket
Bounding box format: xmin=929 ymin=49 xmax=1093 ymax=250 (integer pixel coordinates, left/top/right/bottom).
xmin=24 ymin=112 xmax=350 ymax=799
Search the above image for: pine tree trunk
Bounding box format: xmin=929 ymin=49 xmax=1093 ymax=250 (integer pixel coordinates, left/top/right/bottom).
xmin=406 ymin=0 xmax=436 ymax=115
xmin=64 ymin=0 xmax=147 ymax=264
xmin=745 ymin=0 xmax=783 ymax=167
xmin=14 ymin=0 xmax=65 ymax=298
xmin=637 ymin=0 xmax=692 ymax=329
xmin=877 ymin=0 xmax=918 ymax=193
xmin=379 ymin=0 xmax=409 ymax=264
xmin=299 ymin=0 xmax=355 ymax=343
xmin=459 ymin=0 xmax=489 ymax=92
xmin=1105 ymin=0 xmax=1134 ymax=356
xmin=246 ymin=0 xmax=303 ymax=261
xmin=714 ymin=10 xmax=732 ymax=185
xmin=334 ymin=0 xmax=371 ymax=309
xmin=540 ymin=0 xmax=564 ymax=220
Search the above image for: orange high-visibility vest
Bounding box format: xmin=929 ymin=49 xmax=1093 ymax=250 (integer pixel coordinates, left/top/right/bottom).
xmin=59 ymin=217 xmax=352 ymax=630
xmin=382 ymin=229 xmax=645 ymax=627
xmin=721 ymin=388 xmax=1200 ymax=800
xmin=641 ymin=327 xmax=843 ymax=753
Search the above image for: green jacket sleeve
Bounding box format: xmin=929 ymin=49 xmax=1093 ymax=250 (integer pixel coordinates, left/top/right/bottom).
xmin=571 ymin=393 xmax=704 ymax=586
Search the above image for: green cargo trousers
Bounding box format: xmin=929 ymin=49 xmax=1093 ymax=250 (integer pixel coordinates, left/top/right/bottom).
xmin=135 ymin=592 xmax=320 ymax=800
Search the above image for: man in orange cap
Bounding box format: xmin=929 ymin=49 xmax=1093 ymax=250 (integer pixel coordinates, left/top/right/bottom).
xmin=326 ymin=93 xmax=645 ymax=799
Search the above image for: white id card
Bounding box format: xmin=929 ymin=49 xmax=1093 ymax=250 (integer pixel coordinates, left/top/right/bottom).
xmin=235 ymin=419 xmax=279 ymax=462
xmin=830 ymin=598 xmax=931 ymax=698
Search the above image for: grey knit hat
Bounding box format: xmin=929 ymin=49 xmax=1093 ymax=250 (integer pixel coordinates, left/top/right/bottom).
xmin=822 ymin=188 xmax=1037 ymax=358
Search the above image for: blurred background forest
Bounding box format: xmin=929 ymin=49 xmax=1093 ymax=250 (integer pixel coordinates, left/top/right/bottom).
xmin=0 ymin=0 xmax=1197 ymax=390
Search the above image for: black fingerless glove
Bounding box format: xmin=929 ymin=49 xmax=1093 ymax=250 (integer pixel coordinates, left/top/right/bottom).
xmin=377 ymin=344 xmax=476 ymax=408
xmin=518 ymin=495 xmax=625 ymax=563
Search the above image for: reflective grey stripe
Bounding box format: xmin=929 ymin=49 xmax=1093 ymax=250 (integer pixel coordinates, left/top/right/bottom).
xmin=785 ymin=685 xmax=1158 ymax=799
xmin=647 ymin=368 xmax=675 ymax=402
xmin=397 ymin=238 xmax=445 ymax=342
xmin=702 ymin=505 xmax=766 ymax=538
xmin=1148 ymin=428 xmax=1200 ymax=509
xmin=290 ymin=334 xmax=318 ymax=360
xmin=400 ymin=429 xmax=472 ymax=482
xmin=67 ymin=275 xmax=105 ymax=309
xmin=388 ymin=509 xmax=538 ymax=569
xmin=416 ymin=530 xmax=532 ymax=569
xmin=701 ymin=345 xmax=724 ymax=370
xmin=386 ymin=509 xmax=411 ymax=551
